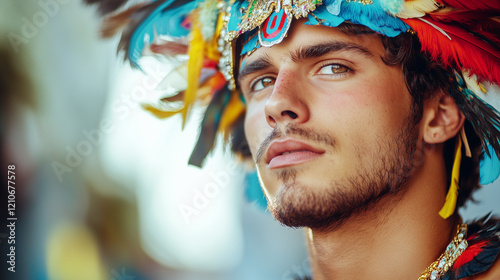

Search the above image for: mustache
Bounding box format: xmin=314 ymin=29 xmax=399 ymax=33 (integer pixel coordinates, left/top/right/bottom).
xmin=255 ymin=124 xmax=336 ymax=164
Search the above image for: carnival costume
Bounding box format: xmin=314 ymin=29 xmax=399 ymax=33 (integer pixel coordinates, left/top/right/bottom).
xmin=85 ymin=0 xmax=500 ymax=279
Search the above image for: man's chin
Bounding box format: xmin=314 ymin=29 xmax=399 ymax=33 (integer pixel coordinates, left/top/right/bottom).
xmin=269 ymin=202 xmax=350 ymax=230
xmin=267 ymin=182 xmax=347 ymax=229
xmin=266 ymin=178 xmax=402 ymax=230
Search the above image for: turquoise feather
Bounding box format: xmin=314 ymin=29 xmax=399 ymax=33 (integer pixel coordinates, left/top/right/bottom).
xmin=379 ymin=0 xmax=404 ymax=15
xmin=449 ymin=73 xmax=500 ymax=185
xmin=308 ymin=0 xmax=409 ymax=37
xmin=128 ymin=0 xmax=196 ymax=67
xmin=480 ymin=144 xmax=500 ymax=185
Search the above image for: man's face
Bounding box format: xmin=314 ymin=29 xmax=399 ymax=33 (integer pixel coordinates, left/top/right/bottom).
xmin=238 ymin=22 xmax=420 ymax=228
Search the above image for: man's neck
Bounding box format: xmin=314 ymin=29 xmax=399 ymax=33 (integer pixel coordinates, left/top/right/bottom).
xmin=305 ymin=152 xmax=458 ymax=280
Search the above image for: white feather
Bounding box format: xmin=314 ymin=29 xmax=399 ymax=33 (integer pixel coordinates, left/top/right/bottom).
xmin=396 ymin=0 xmax=441 ymax=19
xmin=463 ymin=70 xmax=484 ymax=96
xmin=463 ymin=70 xmax=500 ymax=113
xmin=417 ymin=18 xmax=451 ymax=40
xmin=480 ymin=82 xmax=500 ymax=114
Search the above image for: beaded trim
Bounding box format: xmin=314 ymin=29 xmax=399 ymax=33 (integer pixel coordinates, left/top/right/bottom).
xmin=225 ymin=0 xmax=323 ymax=43
xmin=221 ymin=0 xmax=323 ymax=89
xmin=418 ymin=224 xmax=468 ymax=280
xmin=346 ymin=0 xmax=373 ymax=5
xmin=218 ymin=2 xmax=236 ymax=90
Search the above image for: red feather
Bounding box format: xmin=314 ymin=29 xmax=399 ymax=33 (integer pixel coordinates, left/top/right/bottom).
xmin=429 ymin=11 xmax=497 ymax=26
xmin=437 ymin=0 xmax=500 ymax=11
xmin=427 ymin=13 xmax=500 ymax=49
xmin=203 ymin=59 xmax=218 ymax=69
xmin=476 ymin=19 xmax=500 ymax=37
xmin=453 ymin=240 xmax=489 ymax=269
xmin=403 ymin=16 xmax=500 ymax=84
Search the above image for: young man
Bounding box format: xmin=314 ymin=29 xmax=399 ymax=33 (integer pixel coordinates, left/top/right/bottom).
xmin=90 ymin=0 xmax=500 ymax=279
xmin=238 ymin=19 xmax=498 ymax=280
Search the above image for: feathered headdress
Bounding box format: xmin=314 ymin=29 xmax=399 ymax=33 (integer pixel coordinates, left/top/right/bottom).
xmin=85 ymin=0 xmax=500 ymax=216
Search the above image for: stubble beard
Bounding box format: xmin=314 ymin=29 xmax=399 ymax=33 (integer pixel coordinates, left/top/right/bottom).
xmin=265 ymin=117 xmax=420 ymax=230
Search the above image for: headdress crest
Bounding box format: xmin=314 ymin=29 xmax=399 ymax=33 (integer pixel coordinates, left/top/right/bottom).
xmin=86 ymin=0 xmax=500 ymax=216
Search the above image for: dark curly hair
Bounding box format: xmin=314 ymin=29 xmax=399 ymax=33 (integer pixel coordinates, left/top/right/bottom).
xmin=376 ymin=26 xmax=482 ymax=209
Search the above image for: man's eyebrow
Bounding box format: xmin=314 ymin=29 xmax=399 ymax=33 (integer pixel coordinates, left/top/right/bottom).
xmin=237 ymin=54 xmax=273 ymax=85
xmin=290 ymin=41 xmax=374 ymax=62
xmin=237 ymin=41 xmax=374 ymax=85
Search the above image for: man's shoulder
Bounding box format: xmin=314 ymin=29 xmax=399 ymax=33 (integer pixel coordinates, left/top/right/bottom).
xmin=445 ymin=215 xmax=500 ymax=280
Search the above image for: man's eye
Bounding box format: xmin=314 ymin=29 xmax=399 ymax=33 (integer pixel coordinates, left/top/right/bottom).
xmin=251 ymin=77 xmax=275 ymax=91
xmin=317 ymin=64 xmax=350 ymax=75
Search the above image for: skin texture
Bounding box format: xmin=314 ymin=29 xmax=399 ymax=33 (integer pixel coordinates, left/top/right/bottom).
xmin=240 ymin=20 xmax=419 ymax=230
xmin=237 ymin=20 xmax=488 ymax=280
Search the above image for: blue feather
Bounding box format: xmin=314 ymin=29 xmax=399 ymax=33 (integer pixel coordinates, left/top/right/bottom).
xmin=480 ymin=144 xmax=500 ymax=185
xmin=325 ymin=0 xmax=342 ymax=15
xmin=128 ymin=0 xmax=197 ymax=67
xmin=308 ymin=0 xmax=410 ymax=37
xmin=240 ymin=33 xmax=260 ymax=56
xmin=451 ymin=73 xmax=500 ymax=181
xmin=379 ymin=0 xmax=404 ymax=15
xmin=227 ymin=0 xmax=248 ymax=33
xmin=244 ymin=171 xmax=268 ymax=210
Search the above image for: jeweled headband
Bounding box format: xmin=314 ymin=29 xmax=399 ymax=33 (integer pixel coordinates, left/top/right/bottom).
xmin=87 ymin=0 xmax=500 ymax=218
xmin=220 ymin=0 xmax=411 ymax=89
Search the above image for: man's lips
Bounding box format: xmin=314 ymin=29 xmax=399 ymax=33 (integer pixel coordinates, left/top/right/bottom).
xmin=266 ymin=139 xmax=325 ymax=169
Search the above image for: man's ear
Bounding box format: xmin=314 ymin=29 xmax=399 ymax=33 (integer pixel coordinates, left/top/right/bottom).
xmin=420 ymin=92 xmax=465 ymax=144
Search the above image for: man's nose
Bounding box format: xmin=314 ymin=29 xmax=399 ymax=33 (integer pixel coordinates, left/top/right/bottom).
xmin=264 ymin=71 xmax=310 ymax=128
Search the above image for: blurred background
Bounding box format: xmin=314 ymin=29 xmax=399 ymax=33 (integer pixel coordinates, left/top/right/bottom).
xmin=0 ymin=1 xmax=499 ymax=280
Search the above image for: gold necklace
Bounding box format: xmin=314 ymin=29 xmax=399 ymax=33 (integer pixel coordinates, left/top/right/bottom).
xmin=418 ymin=224 xmax=468 ymax=280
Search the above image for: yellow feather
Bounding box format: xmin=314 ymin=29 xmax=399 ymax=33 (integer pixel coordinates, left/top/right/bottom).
xmin=142 ymin=104 xmax=184 ymax=119
xmin=218 ymin=93 xmax=246 ymax=138
xmin=183 ymin=22 xmax=205 ymax=128
xmin=396 ymin=0 xmax=441 ymax=19
xmin=439 ymin=136 xmax=462 ymax=219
